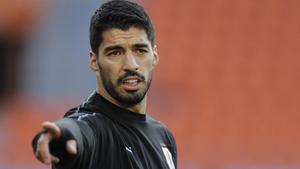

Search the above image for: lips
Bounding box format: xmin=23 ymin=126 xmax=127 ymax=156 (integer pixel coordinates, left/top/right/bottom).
xmin=121 ymin=76 xmax=142 ymax=91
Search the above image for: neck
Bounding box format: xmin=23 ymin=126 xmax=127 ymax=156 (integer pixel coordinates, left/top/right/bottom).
xmin=96 ymin=87 xmax=147 ymax=115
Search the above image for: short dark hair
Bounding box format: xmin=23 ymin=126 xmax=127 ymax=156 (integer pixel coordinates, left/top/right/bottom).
xmin=90 ymin=0 xmax=155 ymax=55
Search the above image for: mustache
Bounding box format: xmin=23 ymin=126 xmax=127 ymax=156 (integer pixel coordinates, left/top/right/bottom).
xmin=117 ymin=70 xmax=145 ymax=84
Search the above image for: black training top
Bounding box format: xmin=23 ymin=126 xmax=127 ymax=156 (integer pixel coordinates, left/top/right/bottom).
xmin=32 ymin=91 xmax=177 ymax=169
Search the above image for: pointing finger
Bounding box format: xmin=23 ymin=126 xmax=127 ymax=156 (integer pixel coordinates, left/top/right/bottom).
xmin=36 ymin=134 xmax=52 ymax=165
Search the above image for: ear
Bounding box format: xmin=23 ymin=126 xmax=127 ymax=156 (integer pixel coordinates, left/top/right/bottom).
xmin=152 ymin=45 xmax=159 ymax=66
xmin=89 ymin=50 xmax=99 ymax=71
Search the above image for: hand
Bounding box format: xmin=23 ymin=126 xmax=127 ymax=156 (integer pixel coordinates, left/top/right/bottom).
xmin=35 ymin=121 xmax=77 ymax=165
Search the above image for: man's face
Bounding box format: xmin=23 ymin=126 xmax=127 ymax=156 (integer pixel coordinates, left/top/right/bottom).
xmin=91 ymin=27 xmax=158 ymax=105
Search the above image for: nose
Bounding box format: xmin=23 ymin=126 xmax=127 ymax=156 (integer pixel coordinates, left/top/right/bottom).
xmin=123 ymin=52 xmax=139 ymax=71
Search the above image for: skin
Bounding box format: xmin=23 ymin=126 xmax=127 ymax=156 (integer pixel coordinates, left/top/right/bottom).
xmin=34 ymin=27 xmax=159 ymax=165
xmin=90 ymin=27 xmax=158 ymax=114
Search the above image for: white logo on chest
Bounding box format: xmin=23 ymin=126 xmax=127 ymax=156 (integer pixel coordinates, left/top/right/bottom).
xmin=125 ymin=146 xmax=132 ymax=153
xmin=161 ymin=144 xmax=175 ymax=169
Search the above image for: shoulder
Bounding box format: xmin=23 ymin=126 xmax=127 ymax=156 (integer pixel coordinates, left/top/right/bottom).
xmin=147 ymin=115 xmax=170 ymax=132
xmin=64 ymin=107 xmax=106 ymax=121
xmin=63 ymin=107 xmax=112 ymax=131
xmin=146 ymin=115 xmax=176 ymax=142
xmin=147 ymin=115 xmax=167 ymax=129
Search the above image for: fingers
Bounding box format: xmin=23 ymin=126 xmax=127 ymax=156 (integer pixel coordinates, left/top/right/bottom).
xmin=35 ymin=121 xmax=76 ymax=165
xmin=36 ymin=133 xmax=60 ymax=165
xmin=51 ymin=155 xmax=60 ymax=164
xmin=35 ymin=138 xmax=77 ymax=165
xmin=35 ymin=151 xmax=60 ymax=165
xmin=66 ymin=139 xmax=77 ymax=155
xmin=42 ymin=121 xmax=61 ymax=139
xmin=35 ymin=121 xmax=61 ymax=165
xmin=36 ymin=132 xmax=51 ymax=164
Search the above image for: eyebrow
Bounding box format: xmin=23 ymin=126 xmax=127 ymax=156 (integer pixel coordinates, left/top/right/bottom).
xmin=103 ymin=45 xmax=123 ymax=54
xmin=103 ymin=43 xmax=150 ymax=54
xmin=133 ymin=43 xmax=150 ymax=49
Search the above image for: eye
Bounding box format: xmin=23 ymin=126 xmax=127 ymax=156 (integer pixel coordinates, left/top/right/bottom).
xmin=107 ymin=50 xmax=121 ymax=56
xmin=136 ymin=48 xmax=148 ymax=54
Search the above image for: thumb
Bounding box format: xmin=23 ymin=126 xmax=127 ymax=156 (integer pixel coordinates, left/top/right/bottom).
xmin=42 ymin=121 xmax=61 ymax=139
xmin=66 ymin=139 xmax=77 ymax=155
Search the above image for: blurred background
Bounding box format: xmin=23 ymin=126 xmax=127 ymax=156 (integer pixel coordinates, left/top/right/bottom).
xmin=0 ymin=0 xmax=300 ymax=168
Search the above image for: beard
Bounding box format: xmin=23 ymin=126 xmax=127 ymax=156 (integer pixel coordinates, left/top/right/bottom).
xmin=98 ymin=63 xmax=152 ymax=106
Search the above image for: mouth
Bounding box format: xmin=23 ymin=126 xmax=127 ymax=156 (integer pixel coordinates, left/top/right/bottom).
xmin=121 ymin=76 xmax=143 ymax=91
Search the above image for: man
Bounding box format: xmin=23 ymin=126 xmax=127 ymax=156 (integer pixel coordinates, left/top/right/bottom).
xmin=32 ymin=0 xmax=177 ymax=169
